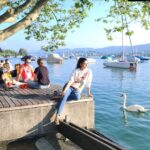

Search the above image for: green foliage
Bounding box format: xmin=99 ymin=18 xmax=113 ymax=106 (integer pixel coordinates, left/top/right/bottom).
xmin=97 ymin=0 xmax=150 ymax=41
xmin=0 ymin=0 xmax=93 ymax=51
xmin=0 ymin=49 xmax=18 ymax=57
xmin=0 ymin=47 xmax=28 ymax=57
xmin=22 ymin=0 xmax=93 ymax=51
xmin=125 ymin=31 xmax=134 ymax=36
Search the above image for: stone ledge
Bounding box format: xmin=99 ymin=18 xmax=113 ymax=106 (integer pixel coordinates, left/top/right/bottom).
xmin=0 ymin=98 xmax=94 ymax=142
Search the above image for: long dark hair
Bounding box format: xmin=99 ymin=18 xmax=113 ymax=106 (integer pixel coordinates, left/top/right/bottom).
xmin=76 ymin=57 xmax=87 ymax=69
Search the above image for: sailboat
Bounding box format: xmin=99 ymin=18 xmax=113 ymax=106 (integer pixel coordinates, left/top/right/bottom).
xmin=103 ymin=15 xmax=137 ymax=69
xmin=103 ymin=60 xmax=137 ymax=69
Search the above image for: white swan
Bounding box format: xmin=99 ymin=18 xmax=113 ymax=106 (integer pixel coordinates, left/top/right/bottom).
xmin=120 ymin=93 xmax=149 ymax=112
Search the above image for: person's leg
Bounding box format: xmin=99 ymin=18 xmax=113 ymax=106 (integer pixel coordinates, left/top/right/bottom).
xmin=27 ymin=80 xmax=39 ymax=89
xmin=67 ymin=88 xmax=81 ymax=101
xmin=57 ymin=88 xmax=72 ymax=115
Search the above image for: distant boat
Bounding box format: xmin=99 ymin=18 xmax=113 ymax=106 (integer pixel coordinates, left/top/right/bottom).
xmin=135 ymin=56 xmax=149 ymax=62
xmin=47 ymin=53 xmax=63 ymax=64
xmin=101 ymin=55 xmax=114 ymax=60
xmin=127 ymin=56 xmax=141 ymax=63
xmin=103 ymin=60 xmax=137 ymax=69
xmin=101 ymin=55 xmax=107 ymax=59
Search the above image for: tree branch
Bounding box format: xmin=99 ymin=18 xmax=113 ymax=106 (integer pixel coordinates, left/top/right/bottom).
xmin=0 ymin=0 xmax=8 ymax=9
xmin=52 ymin=11 xmax=59 ymax=25
xmin=0 ymin=0 xmax=36 ymax=24
xmin=0 ymin=0 xmax=49 ymax=41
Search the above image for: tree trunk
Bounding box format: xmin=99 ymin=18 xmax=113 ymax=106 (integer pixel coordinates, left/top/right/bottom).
xmin=0 ymin=0 xmax=8 ymax=9
xmin=0 ymin=0 xmax=49 ymax=41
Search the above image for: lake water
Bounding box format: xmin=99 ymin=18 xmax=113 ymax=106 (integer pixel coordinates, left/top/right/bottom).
xmin=8 ymin=58 xmax=150 ymax=150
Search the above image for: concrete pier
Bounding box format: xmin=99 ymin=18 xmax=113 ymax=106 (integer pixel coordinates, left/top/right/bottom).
xmin=0 ymin=84 xmax=94 ymax=142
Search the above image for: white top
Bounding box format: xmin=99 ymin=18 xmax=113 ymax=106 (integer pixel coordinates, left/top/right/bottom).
xmin=67 ymin=68 xmax=93 ymax=93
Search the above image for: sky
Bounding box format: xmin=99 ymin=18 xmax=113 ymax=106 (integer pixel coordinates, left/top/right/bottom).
xmin=0 ymin=1 xmax=150 ymax=52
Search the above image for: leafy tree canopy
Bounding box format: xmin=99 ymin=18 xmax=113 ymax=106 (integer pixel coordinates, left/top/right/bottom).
xmin=96 ymin=0 xmax=150 ymax=41
xmin=0 ymin=0 xmax=93 ymax=51
xmin=0 ymin=0 xmax=149 ymax=51
xmin=0 ymin=49 xmax=18 ymax=57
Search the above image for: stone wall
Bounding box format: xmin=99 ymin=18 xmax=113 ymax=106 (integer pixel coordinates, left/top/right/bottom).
xmin=0 ymin=98 xmax=94 ymax=142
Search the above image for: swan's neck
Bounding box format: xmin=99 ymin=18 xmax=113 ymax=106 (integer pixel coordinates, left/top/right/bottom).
xmin=122 ymin=96 xmax=126 ymax=109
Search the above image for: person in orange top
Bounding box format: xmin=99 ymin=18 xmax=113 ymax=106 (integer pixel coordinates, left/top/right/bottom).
xmin=16 ymin=57 xmax=34 ymax=82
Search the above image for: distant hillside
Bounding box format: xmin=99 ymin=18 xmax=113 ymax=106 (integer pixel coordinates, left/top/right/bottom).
xmin=56 ymin=43 xmax=150 ymax=54
xmin=29 ymin=43 xmax=150 ymax=55
xmin=94 ymin=43 xmax=150 ymax=54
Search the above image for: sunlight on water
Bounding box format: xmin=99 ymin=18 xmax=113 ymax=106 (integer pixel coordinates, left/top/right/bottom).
xmin=9 ymin=58 xmax=150 ymax=150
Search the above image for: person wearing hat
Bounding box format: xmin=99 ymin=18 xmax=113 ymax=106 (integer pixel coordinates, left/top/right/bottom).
xmin=16 ymin=57 xmax=34 ymax=82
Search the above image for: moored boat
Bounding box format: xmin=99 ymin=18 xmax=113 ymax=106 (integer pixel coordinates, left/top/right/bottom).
xmin=135 ymin=56 xmax=149 ymax=62
xmin=103 ymin=60 xmax=137 ymax=69
xmin=47 ymin=53 xmax=63 ymax=64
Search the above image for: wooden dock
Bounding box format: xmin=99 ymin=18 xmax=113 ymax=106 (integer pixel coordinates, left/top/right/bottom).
xmin=0 ymin=84 xmax=62 ymax=111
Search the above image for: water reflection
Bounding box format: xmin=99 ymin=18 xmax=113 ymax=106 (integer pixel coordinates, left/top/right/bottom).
xmin=104 ymin=68 xmax=137 ymax=93
xmin=122 ymin=109 xmax=128 ymax=125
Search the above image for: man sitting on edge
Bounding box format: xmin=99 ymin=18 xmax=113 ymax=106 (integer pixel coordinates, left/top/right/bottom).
xmin=28 ymin=58 xmax=50 ymax=89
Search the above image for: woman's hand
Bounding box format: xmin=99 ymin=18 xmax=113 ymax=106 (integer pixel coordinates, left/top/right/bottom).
xmin=61 ymin=91 xmax=65 ymax=96
xmin=88 ymin=93 xmax=93 ymax=97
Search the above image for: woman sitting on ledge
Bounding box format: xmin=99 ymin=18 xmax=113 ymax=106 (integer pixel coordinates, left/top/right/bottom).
xmin=54 ymin=57 xmax=93 ymax=123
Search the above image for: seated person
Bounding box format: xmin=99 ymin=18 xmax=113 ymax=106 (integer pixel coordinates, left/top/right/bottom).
xmin=53 ymin=57 xmax=93 ymax=123
xmin=5 ymin=59 xmax=13 ymax=71
xmin=16 ymin=57 xmax=34 ymax=82
xmin=2 ymin=62 xmax=12 ymax=85
xmin=28 ymin=58 xmax=50 ymax=89
xmin=11 ymin=64 xmax=21 ymax=78
xmin=0 ymin=60 xmax=4 ymax=68
xmin=0 ymin=60 xmax=4 ymax=83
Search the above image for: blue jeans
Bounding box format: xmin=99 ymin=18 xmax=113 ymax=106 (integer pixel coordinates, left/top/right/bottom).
xmin=27 ymin=80 xmax=50 ymax=89
xmin=57 ymin=87 xmax=81 ymax=115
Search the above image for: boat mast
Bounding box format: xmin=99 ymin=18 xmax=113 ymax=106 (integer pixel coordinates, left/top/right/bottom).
xmin=121 ymin=15 xmax=124 ymax=61
xmin=124 ymin=16 xmax=134 ymax=56
xmin=118 ymin=1 xmax=125 ymax=61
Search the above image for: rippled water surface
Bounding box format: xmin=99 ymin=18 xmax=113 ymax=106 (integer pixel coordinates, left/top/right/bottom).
xmin=10 ymin=58 xmax=150 ymax=150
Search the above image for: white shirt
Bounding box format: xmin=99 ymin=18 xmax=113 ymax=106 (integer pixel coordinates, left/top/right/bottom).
xmin=68 ymin=68 xmax=93 ymax=93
